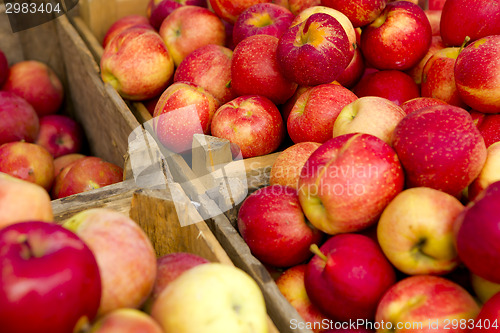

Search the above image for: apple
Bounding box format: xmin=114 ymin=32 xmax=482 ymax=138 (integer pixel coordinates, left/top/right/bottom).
xmin=392 ymin=104 xmax=487 ymax=197
xmin=336 ymin=47 xmax=365 ymax=89
xmin=476 ymin=114 xmax=500 ymax=148
xmin=233 ymin=3 xmax=294 ymax=46
xmin=468 ymin=142 xmax=500 ymax=201
xmin=0 ymin=173 xmax=53 ymax=229
xmin=0 ymin=221 xmax=101 ymax=333
xmin=298 ymin=133 xmax=404 ymax=235
xmin=159 ymin=6 xmax=226 ymax=67
xmin=455 ymin=35 xmax=500 ymax=114
xmin=425 ymin=9 xmax=441 ymax=36
xmin=173 ymin=44 xmax=235 ymax=105
xmin=269 ymin=142 xmax=321 ymax=189
xmin=53 ymin=153 xmax=86 ymax=177
xmin=360 ymin=1 xmax=432 ymax=70
xmin=153 ymin=82 xmax=219 ymax=154
xmin=147 ymin=0 xmax=207 ymax=30
xmin=102 ymin=15 xmax=153 ymax=48
xmin=2 ymin=60 xmax=64 ymax=116
xmin=471 ymin=274 xmax=500 ymax=304
xmin=333 ymin=96 xmax=406 ymax=144
xmin=320 ymin=0 xmax=387 ymax=27
xmin=0 ymin=90 xmax=39 ymax=145
xmin=400 ymin=97 xmax=447 ymax=115
xmin=280 ymin=85 xmax=312 ymax=124
xmin=211 ymin=95 xmax=284 ymax=158
xmin=35 ymin=114 xmax=83 ymax=158
xmin=375 ymin=275 xmax=480 ymax=333
xmin=64 ymin=208 xmax=157 ymax=316
xmin=0 ymin=141 xmax=54 ymax=191
xmin=405 ymin=35 xmax=445 ymax=86
xmin=0 ymin=48 xmax=8 ymax=86
xmin=454 ymin=181 xmax=500 ymax=284
xmin=231 ymin=34 xmax=298 ymax=105
xmin=305 ymin=233 xmax=396 ymax=321
xmin=428 ymin=0 xmax=446 ymax=10
xmin=287 ymin=83 xmax=358 ymax=143
xmin=288 ymin=0 xmax=321 ymax=15
xmin=89 ymin=308 xmax=164 ymax=333
xmin=440 ymin=0 xmax=500 ymax=47
xmin=208 ymin=0 xmax=270 ymax=24
xmin=151 ymin=263 xmax=268 ymax=332
xmin=352 ymin=70 xmax=420 ymax=106
xmin=101 ymin=27 xmax=174 ymax=101
xmin=472 ymin=292 xmax=500 ymax=333
xmin=238 ymin=185 xmax=324 ymax=267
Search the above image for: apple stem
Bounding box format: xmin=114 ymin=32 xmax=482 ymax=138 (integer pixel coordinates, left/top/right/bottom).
xmin=459 ymin=36 xmax=471 ymax=53
xmin=310 ymin=244 xmax=328 ymax=262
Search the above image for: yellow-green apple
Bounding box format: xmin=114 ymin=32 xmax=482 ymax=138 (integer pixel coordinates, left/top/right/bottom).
xmin=298 ymin=133 xmax=404 ymax=235
xmin=53 ymin=153 xmax=85 ymax=177
xmin=0 ymin=221 xmax=101 ymax=333
xmin=405 ymin=35 xmax=445 ymax=86
xmin=35 ymin=115 xmax=83 ymax=158
xmin=238 ymin=185 xmax=324 ymax=267
xmin=360 ymin=1 xmax=432 ymax=70
xmin=276 ymin=264 xmax=329 ymax=333
xmin=455 ymin=35 xmax=500 ymax=114
xmin=475 ymin=114 xmax=500 ymax=148
xmin=147 ymin=0 xmax=207 ymax=30
xmin=425 ymin=9 xmax=441 ymax=36
xmin=287 ymin=0 xmax=321 ymax=15
xmin=2 ymin=60 xmax=63 ymax=116
xmin=64 ymin=208 xmax=157 ymax=316
xmin=377 ymin=187 xmax=464 ymax=275
xmin=151 ymin=263 xmax=268 ymax=332
xmin=102 ymin=15 xmax=152 ymax=48
xmin=153 ymin=82 xmax=219 ymax=154
xmin=421 ymin=46 xmax=468 ymax=108
xmin=269 ymin=142 xmax=321 ymax=189
xmin=375 ymin=275 xmax=480 ymax=333
xmin=210 ymin=95 xmax=284 ymax=158
xmin=440 ymin=0 xmax=500 ymax=46
xmin=0 ymin=91 xmax=39 ymax=145
xmin=233 ymin=3 xmax=294 ymax=46
xmin=352 ymin=69 xmax=420 ymax=106
xmin=392 ymin=104 xmax=487 ymax=197
xmin=231 ymin=34 xmax=298 ymax=105
xmin=471 ymin=274 xmax=500 ymax=304
xmin=89 ymin=308 xmax=163 ymax=333
xmin=288 ymin=83 xmax=358 ymax=143
xmin=0 ymin=141 xmax=54 ymax=191
xmin=336 ymin=47 xmax=365 ymax=89
xmin=333 ymin=96 xmax=406 ymax=144
xmin=305 ymin=234 xmax=396 ymax=321
xmin=0 ymin=173 xmax=53 ymax=229
xmin=159 ymin=6 xmax=226 ymax=67
xmin=101 ymin=27 xmax=174 ymax=101
xmin=454 ymin=181 xmax=500 ymax=283
xmin=468 ymin=142 xmax=500 ymax=201
xmin=277 ymin=13 xmax=352 ymax=86
xmin=472 ymin=292 xmax=500 ymax=333
xmin=320 ymin=0 xmax=387 ymax=27
xmin=52 ymin=156 xmax=123 ymax=199
xmin=208 ymin=0 xmax=270 ymax=24
xmin=173 ymin=44 xmax=234 ymax=105
xmin=400 ymin=96 xmax=447 ymax=115
xmin=429 ymin=0 xmax=446 ymax=10
xmin=0 ymin=49 xmax=8 ymax=86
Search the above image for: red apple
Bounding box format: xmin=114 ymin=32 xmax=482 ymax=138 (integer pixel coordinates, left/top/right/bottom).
xmin=2 ymin=60 xmax=64 ymax=116
xmin=477 ymin=114 xmax=500 ymax=148
xmin=280 ymin=85 xmax=312 ymax=123
xmin=320 ymin=0 xmax=387 ymax=27
xmin=147 ymin=0 xmax=207 ymax=30
xmin=472 ymin=292 xmax=500 ymax=332
xmin=428 ymin=0 xmax=446 ymax=10
xmin=288 ymin=0 xmax=321 ymax=15
xmin=231 ymin=34 xmax=298 ymax=105
xmin=53 ymin=153 xmax=86 ymax=177
xmin=425 ymin=9 xmax=441 ymax=36
xmin=0 ymin=90 xmax=39 ymax=145
xmin=210 ymin=95 xmax=284 ymax=158
xmin=305 ymin=233 xmax=396 ymax=321
xmin=0 ymin=49 xmax=8 ymax=86
xmin=392 ymin=104 xmax=487 ymax=197
xmin=0 ymin=221 xmax=101 ymax=333
xmin=336 ymin=47 xmax=365 ymax=89
xmin=35 ymin=115 xmax=83 ymax=158
xmin=468 ymin=142 xmax=500 ymax=201
xmin=400 ymin=97 xmax=447 ymax=115
xmin=360 ymin=1 xmax=432 ymax=70
xmin=208 ymin=0 xmax=270 ymax=24
xmin=405 ymin=35 xmax=445 ymax=86
xmin=89 ymin=308 xmax=164 ymax=333
xmin=102 ymin=15 xmax=152 ymax=48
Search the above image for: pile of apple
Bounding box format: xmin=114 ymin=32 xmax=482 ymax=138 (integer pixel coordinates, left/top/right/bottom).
xmin=0 ymin=52 xmax=124 ymax=199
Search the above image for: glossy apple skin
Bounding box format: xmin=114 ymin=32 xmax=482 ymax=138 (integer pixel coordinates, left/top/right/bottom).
xmin=208 ymin=0 xmax=270 ymax=23
xmin=287 ymin=83 xmax=358 ymax=144
xmin=455 ymin=181 xmax=500 ymax=284
xmin=305 ymin=234 xmax=396 ymax=321
xmin=468 ymin=142 xmax=500 ymax=201
xmin=360 ymin=1 xmax=432 ymax=71
xmin=392 ymin=105 xmax=487 ymax=197
xmin=440 ymin=0 xmax=500 ymax=47
xmin=336 ymin=47 xmax=365 ymax=89
xmin=0 ymin=91 xmax=39 ymax=145
xmin=472 ymin=293 xmax=500 ymax=333
xmin=298 ymin=133 xmax=404 ymax=235
xmin=375 ymin=275 xmax=480 ymax=333
xmin=455 ymin=35 xmax=500 ymax=114
xmin=277 ymin=13 xmax=351 ymax=86
xmin=473 ymin=113 xmax=500 ymax=148
xmin=400 ymin=97 xmax=447 ymax=115
xmin=0 ymin=49 xmax=8 ymax=86
xmin=147 ymin=0 xmax=207 ymax=30
xmin=102 ymin=15 xmax=152 ymax=48
xmin=89 ymin=308 xmax=163 ymax=333
xmin=231 ymin=34 xmax=298 ymax=105
xmin=0 ymin=221 xmax=101 ymax=333
xmin=320 ymin=0 xmax=387 ymax=27
xmin=405 ymin=35 xmax=445 ymax=86
xmin=35 ymin=115 xmax=83 ymax=158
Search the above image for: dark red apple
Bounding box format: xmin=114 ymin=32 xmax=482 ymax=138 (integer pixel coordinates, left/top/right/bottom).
xmin=0 ymin=91 xmax=39 ymax=145
xmin=471 ymin=292 xmax=500 ymax=332
xmin=0 ymin=49 xmax=8 ymax=86
xmin=477 ymin=114 xmax=500 ymax=148
xmin=148 ymin=0 xmax=207 ymax=30
xmin=35 ymin=115 xmax=83 ymax=158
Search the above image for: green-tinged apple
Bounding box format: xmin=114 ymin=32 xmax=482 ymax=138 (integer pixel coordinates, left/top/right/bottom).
xmin=0 ymin=173 xmax=53 ymax=229
xmin=377 ymin=187 xmax=463 ymax=275
xmin=208 ymin=0 xmax=270 ymax=24
xmin=405 ymin=35 xmax=445 ymax=86
xmin=151 ymin=263 xmax=268 ymax=333
xmin=0 ymin=49 xmax=7 ymax=86
xmin=320 ymin=0 xmax=387 ymax=27
xmin=400 ymin=97 xmax=447 ymax=115
xmin=392 ymin=104 xmax=487 ymax=197
xmin=159 ymin=6 xmax=226 ymax=67
xmin=89 ymin=308 xmax=163 ymax=333
xmin=471 ymin=292 xmax=500 ymax=332
xmin=35 ymin=115 xmax=83 ymax=158
xmin=375 ymin=275 xmax=480 ymax=333
xmin=333 ymin=96 xmax=406 ymax=144
xmin=64 ymin=208 xmax=157 ymax=316
xmin=147 ymin=0 xmax=207 ymax=30
xmin=269 ymin=142 xmax=321 ymax=189
xmin=287 ymin=83 xmax=358 ymax=143
xmin=238 ymin=185 xmax=324 ymax=267
xmin=471 ymin=273 xmax=500 ymax=304
xmin=0 ymin=91 xmax=39 ymax=145
xmin=298 ymin=133 xmax=404 ymax=235
xmin=53 ymin=153 xmax=85 ymax=177
xmin=101 ymin=27 xmax=174 ymax=101
xmin=102 ymin=15 xmax=152 ymax=48
xmin=468 ymin=142 xmax=500 ymax=201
